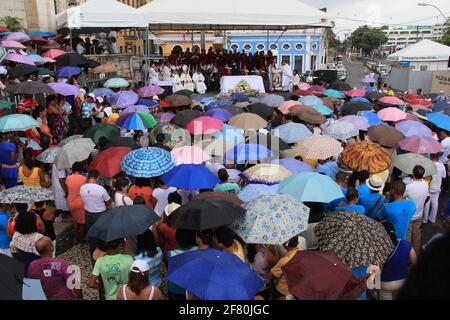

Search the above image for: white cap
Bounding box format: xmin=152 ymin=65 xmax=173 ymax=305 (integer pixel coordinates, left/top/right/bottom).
xmin=87 ymin=93 xmax=95 ymax=99
xmin=0 ymin=66 xmax=7 ymax=75
xmin=152 ymin=95 xmax=160 ymax=100
xmin=131 ymin=259 xmax=150 ymax=274
xmin=103 ymin=107 xmax=112 ymax=117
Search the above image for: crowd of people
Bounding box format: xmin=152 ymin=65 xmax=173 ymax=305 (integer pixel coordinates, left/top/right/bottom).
xmin=1 ymin=35 xmax=450 ymax=301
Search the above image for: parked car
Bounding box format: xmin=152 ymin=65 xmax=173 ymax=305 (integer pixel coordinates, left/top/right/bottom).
xmin=337 ymin=68 xmax=347 ymax=81
xmin=302 ymin=70 xmax=314 ymax=83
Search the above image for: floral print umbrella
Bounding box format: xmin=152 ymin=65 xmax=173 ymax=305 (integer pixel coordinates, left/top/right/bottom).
xmin=242 ymin=164 xmax=292 ymax=185
xmin=59 ymin=134 xmax=83 ymax=147
xmin=0 ymin=186 xmax=53 ymax=204
xmin=36 ymin=147 xmax=62 ymax=164
xmin=315 ymin=211 xmax=394 ymax=268
xmin=121 ymin=147 xmax=176 ymax=178
xmin=231 ymin=194 xmax=310 ymax=245
xmin=296 ymin=135 xmax=342 ymax=160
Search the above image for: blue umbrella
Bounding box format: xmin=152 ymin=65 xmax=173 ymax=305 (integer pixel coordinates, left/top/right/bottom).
xmin=162 ymin=164 xmax=219 ymax=190
xmin=351 ymin=97 xmax=371 ymax=104
xmin=323 ymin=89 xmax=345 ymax=99
xmin=167 ymin=248 xmax=264 ymax=300
xmin=272 ymin=122 xmax=312 ymax=144
xmin=138 ymin=99 xmax=158 ymax=108
xmin=360 ymin=111 xmax=383 ymax=126
xmin=27 ymin=31 xmax=56 ymax=38
xmin=22 ymin=278 xmax=47 ymax=300
xmin=109 ymin=91 xmax=139 ymax=109
xmin=261 ymin=95 xmax=285 ymax=108
xmin=121 ymin=147 xmax=176 ymax=178
xmin=211 ymin=124 xmax=244 ymax=144
xmin=313 ymin=104 xmax=334 ymax=116
xmin=298 ymin=95 xmax=323 ymax=107
xmin=104 ymin=78 xmax=129 ymax=89
xmin=205 ymin=99 xmax=233 ymax=110
xmin=19 ymin=137 xmax=42 ymax=151
xmin=395 ymin=120 xmax=432 ymax=137
xmin=204 ymin=108 xmax=233 ymax=122
xmin=271 ymin=158 xmax=313 ymax=174
xmin=55 ymin=66 xmax=81 ymax=78
xmin=232 ymin=93 xmax=249 ymax=101
xmin=93 ymin=87 xmax=115 ymax=97
xmin=238 ymin=184 xmax=279 ymax=202
xmin=27 ymin=54 xmax=43 ymax=62
xmin=225 ymin=144 xmax=272 ymax=163
xmin=427 ymin=113 xmax=450 ymax=131
xmin=279 ymin=172 xmax=344 ymax=203
xmin=434 ymin=102 xmax=450 ymax=113
xmin=0 ymin=114 xmax=39 ymax=132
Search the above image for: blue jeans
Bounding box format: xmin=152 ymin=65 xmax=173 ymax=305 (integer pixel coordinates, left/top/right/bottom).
xmin=86 ymin=211 xmax=106 ymax=258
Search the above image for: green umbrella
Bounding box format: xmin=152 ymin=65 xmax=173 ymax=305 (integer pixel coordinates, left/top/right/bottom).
xmin=0 ymin=114 xmax=39 ymax=132
xmin=104 ymin=78 xmax=129 ymax=88
xmin=83 ymin=123 xmax=121 ymax=144
xmin=393 ymin=153 xmax=437 ymax=176
xmin=0 ymin=101 xmax=15 ymax=110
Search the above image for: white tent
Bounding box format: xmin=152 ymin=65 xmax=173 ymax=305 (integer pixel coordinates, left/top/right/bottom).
xmin=387 ymin=40 xmax=450 ymax=62
xmin=56 ymin=0 xmax=148 ymax=33
xmin=137 ymin=0 xmax=333 ymax=30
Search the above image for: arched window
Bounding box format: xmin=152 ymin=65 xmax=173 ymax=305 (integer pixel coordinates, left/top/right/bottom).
xmin=282 ymin=43 xmax=291 ymax=51
xmin=172 ymin=45 xmax=183 ymax=53
xmin=243 ymin=43 xmax=252 ymax=51
xmin=295 ymin=43 xmax=304 ymax=50
xmin=269 ymin=43 xmax=278 ymax=50
xmin=256 ymin=43 xmax=265 ymax=51
xmin=230 ymin=43 xmax=239 ymax=51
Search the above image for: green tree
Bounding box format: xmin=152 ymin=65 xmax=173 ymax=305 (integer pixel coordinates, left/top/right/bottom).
xmin=0 ymin=16 xmax=23 ymax=32
xmin=350 ymin=25 xmax=388 ymax=56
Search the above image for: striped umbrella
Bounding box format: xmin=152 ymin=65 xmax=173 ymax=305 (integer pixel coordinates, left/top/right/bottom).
xmin=117 ymin=112 xmax=157 ymax=130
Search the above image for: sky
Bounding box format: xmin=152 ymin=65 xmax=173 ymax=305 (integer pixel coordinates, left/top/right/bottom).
xmin=302 ymin=0 xmax=450 ymax=39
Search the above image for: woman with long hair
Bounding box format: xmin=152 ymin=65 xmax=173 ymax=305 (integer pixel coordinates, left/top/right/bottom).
xmin=134 ymin=229 xmax=163 ymax=288
xmin=19 ymin=148 xmax=51 ymax=188
xmin=46 ymin=95 xmax=67 ymax=144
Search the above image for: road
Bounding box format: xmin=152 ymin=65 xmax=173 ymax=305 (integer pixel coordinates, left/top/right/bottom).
xmin=342 ymin=54 xmax=371 ymax=88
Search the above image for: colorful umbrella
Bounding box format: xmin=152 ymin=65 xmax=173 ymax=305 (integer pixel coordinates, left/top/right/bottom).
xmin=150 ymin=124 xmax=190 ymax=149
xmin=55 ymin=138 xmax=95 ymax=169
xmin=282 ymin=251 xmax=367 ymax=300
xmin=324 ymin=121 xmax=359 ymax=141
xmin=231 ymin=194 xmax=309 ymax=245
xmin=0 ymin=101 xmax=15 ymax=110
xmin=0 ymin=114 xmax=39 ymax=132
xmin=241 ymin=163 xmax=292 ymax=185
xmin=0 ymin=185 xmax=53 ymax=204
xmin=211 ymin=124 xmax=244 ymax=144
xmin=310 ymin=85 xmax=326 ymax=94
xmin=368 ymin=125 xmax=404 ymax=148
xmin=298 ymin=95 xmax=323 ymax=106
xmin=238 ymin=184 xmax=279 ymax=202
xmin=228 ymin=113 xmax=267 ymax=131
xmin=323 ymin=89 xmax=345 ymax=99
xmin=398 ymin=135 xmax=442 ymax=155
xmin=108 ymin=91 xmax=139 ymax=109
xmin=296 ymin=135 xmax=342 ymax=160
xmin=55 ymin=66 xmax=81 ymax=78
xmin=378 ymin=96 xmax=404 ymax=106
xmin=329 ymin=81 xmax=352 ymax=92
xmin=203 ymin=108 xmax=233 ymax=122
xmin=395 ymin=120 xmax=432 ymax=137
xmin=313 ymin=104 xmax=334 ymax=116
xmin=393 ymin=153 xmax=437 ymax=176
xmin=345 ymin=89 xmax=366 ymax=97
xmin=186 ymin=116 xmax=224 ymax=135
xmin=156 ymin=112 xmax=176 ymax=124
xmin=137 ymin=85 xmax=164 ymax=97
xmin=278 ymin=100 xmax=300 ymax=115
xmin=3 ymin=32 xmax=30 ymax=42
xmin=121 ymin=147 xmax=176 ymax=178
xmin=427 ymin=113 xmax=450 ymax=131
xmin=164 ymin=94 xmax=192 ymax=107
xmin=29 ymin=36 xmax=47 ymax=43
xmin=293 ymin=89 xmax=314 ymax=97
xmin=36 ymin=146 xmax=62 ymax=164
xmin=117 ymin=112 xmax=157 ymax=130
xmin=272 ymin=122 xmax=312 ymax=144
xmin=360 ymin=111 xmax=383 ymax=126
xmin=161 ymin=164 xmax=219 ymax=190
xmin=298 ymin=82 xmax=311 ymax=90
xmin=434 ymin=102 xmax=450 ymax=113
xmin=225 ymin=143 xmax=272 ymax=163
xmin=0 ymin=40 xmax=26 ymax=49
xmin=271 ymin=158 xmax=313 ymax=174
xmin=34 ymin=57 xmax=56 ymax=66
xmin=171 ymin=110 xmax=202 ymax=128
xmin=316 ymin=211 xmax=394 ymax=268
xmin=93 ymin=87 xmax=115 ymax=97
xmin=4 ymin=53 xmax=35 ymax=66
xmin=27 ymin=55 xmax=44 ymax=63
xmin=261 ymin=94 xmax=285 ymax=108
xmin=138 ymin=99 xmax=159 ymax=108
xmin=42 ymin=49 xmax=65 ymax=59
xmin=339 ymin=115 xmax=370 ymax=131
xmin=351 ymin=97 xmax=371 ymax=104
xmin=378 ymin=107 xmax=407 ymax=122
xmin=122 ymin=105 xmax=149 ymax=114
xmin=59 ymin=134 xmax=83 ymax=147
xmin=104 ymin=78 xmax=129 ymax=88
xmin=279 ymin=172 xmax=344 ymax=203
xmin=47 ymin=82 xmax=80 ymax=96
xmin=171 ymin=145 xmax=211 ymax=165
xmin=28 ymin=31 xmax=56 ymax=38
xmin=19 ymin=137 xmax=42 ymax=151
xmin=83 ymin=123 xmax=120 ymax=144
xmin=167 ymin=249 xmax=263 ymax=300
xmin=88 ymin=146 xmax=131 ymax=178
xmin=341 ymin=141 xmax=391 ymax=174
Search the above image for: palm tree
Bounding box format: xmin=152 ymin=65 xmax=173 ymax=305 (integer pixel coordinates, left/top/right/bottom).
xmin=0 ymin=16 xmax=23 ymax=32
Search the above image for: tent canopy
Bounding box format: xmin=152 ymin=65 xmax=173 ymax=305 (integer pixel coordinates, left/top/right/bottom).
xmin=387 ymin=39 xmax=450 ymax=62
xmin=138 ymin=0 xmax=333 ymax=31
xmin=56 ymin=0 xmax=148 ymax=34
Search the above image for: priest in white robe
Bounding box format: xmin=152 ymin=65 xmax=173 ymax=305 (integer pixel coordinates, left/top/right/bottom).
xmin=281 ymin=60 xmax=293 ymax=92
xmin=171 ymin=67 xmax=183 ymax=93
xmin=180 ymin=65 xmax=195 ymax=92
xmin=193 ymin=71 xmax=207 ymax=94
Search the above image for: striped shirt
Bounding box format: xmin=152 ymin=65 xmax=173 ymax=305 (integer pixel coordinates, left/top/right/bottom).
xmin=134 ymin=247 xmax=163 ymax=287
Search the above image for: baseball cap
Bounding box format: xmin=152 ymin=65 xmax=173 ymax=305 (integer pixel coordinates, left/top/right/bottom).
xmin=87 ymin=93 xmax=95 ymax=99
xmin=131 ymin=259 xmax=150 ymax=274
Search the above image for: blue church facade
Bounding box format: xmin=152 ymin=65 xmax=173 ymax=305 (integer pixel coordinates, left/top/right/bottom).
xmin=226 ymin=34 xmax=324 ymax=73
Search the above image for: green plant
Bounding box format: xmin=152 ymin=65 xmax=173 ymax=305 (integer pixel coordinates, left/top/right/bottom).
xmin=0 ymin=16 xmax=23 ymax=32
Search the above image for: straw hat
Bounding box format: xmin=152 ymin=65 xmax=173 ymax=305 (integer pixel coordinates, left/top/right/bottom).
xmin=164 ymin=203 xmax=181 ymax=217
xmin=366 ymin=174 xmax=385 ymax=193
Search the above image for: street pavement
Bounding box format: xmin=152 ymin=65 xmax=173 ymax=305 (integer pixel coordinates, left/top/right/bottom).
xmin=342 ymin=54 xmax=369 ymax=88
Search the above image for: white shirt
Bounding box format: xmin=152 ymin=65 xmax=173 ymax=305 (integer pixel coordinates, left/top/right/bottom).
xmin=403 ymin=179 xmax=429 ymax=220
xmin=226 ymin=169 xmax=242 ymax=184
xmin=149 ymin=67 xmax=159 ymax=85
xmin=439 ymin=137 xmax=450 ymax=164
xmin=76 ymin=43 xmax=86 ymax=55
xmin=430 ymin=161 xmax=447 ymax=193
xmin=153 ymin=187 xmax=177 ymax=216
xmin=114 ymin=192 xmax=133 ymax=207
xmin=80 ymin=183 xmax=111 ymax=213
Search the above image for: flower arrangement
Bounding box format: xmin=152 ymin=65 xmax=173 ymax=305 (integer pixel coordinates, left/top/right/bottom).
xmin=228 ymin=79 xmax=258 ymax=95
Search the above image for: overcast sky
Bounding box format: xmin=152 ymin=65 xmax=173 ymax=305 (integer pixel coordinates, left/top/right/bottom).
xmin=302 ymin=0 xmax=450 ymax=38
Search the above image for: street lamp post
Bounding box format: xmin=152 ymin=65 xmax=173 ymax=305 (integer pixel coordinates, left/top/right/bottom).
xmin=418 ymin=2 xmax=449 ymax=23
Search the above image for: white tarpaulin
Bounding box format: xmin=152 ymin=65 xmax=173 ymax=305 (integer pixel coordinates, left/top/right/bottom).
xmin=56 ymin=0 xmax=148 ymax=33
xmin=138 ymin=0 xmax=333 ymax=30
xmin=388 ymin=40 xmax=450 ymax=62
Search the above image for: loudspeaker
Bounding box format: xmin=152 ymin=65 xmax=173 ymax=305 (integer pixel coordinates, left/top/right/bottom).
xmin=313 ymin=69 xmax=337 ymax=84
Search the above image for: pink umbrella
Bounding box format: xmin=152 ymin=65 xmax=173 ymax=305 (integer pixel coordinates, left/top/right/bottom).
xmin=398 ymin=135 xmax=442 ymax=154
xmin=298 ymin=82 xmax=311 ymax=91
xmin=42 ymin=49 xmax=66 ymax=59
xmin=339 ymin=115 xmax=370 ymax=131
xmin=0 ymin=40 xmax=26 ymax=49
xmin=4 ymin=53 xmax=35 ymax=66
xmin=378 ymin=107 xmax=407 ymax=122
xmin=346 ymin=89 xmax=366 ymax=97
xmin=137 ymin=85 xmax=165 ymax=97
xmin=186 ymin=116 xmax=224 ymax=135
xmin=3 ymin=32 xmax=30 ymax=42
xmin=379 ymin=96 xmax=404 ymax=106
xmin=279 ymin=101 xmax=300 ymax=115
xmin=171 ymin=146 xmax=211 ymax=165
xmin=35 ymin=57 xmax=56 ymax=65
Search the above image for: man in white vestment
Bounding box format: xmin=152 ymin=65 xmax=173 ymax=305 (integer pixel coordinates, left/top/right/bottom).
xmin=281 ymin=60 xmax=293 ymax=92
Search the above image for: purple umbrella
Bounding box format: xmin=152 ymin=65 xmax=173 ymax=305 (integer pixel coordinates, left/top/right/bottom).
xmin=310 ymin=85 xmax=326 ymax=93
xmin=56 ymin=66 xmax=81 ymax=78
xmin=398 ymin=135 xmax=442 ymax=154
xmin=4 ymin=53 xmax=35 ymax=66
xmin=156 ymin=112 xmax=176 ymax=124
xmin=47 ymin=82 xmax=80 ymax=96
xmin=108 ymin=91 xmax=139 ymax=109
xmin=137 ymin=85 xmax=165 ymax=97
xmin=271 ymin=158 xmax=313 ymax=174
xmin=395 ymin=120 xmax=432 ymax=137
xmin=122 ymin=105 xmax=150 ymax=114
xmin=3 ymin=32 xmax=31 ymax=42
xmin=339 ymin=115 xmax=370 ymax=131
xmin=204 ymin=109 xmax=233 ymax=122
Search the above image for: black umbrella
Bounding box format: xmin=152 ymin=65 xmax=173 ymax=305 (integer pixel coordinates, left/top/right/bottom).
xmin=247 ymin=133 xmax=290 ymax=151
xmin=105 ymin=137 xmax=140 ymax=150
xmin=0 ymin=253 xmax=25 ymax=300
xmin=365 ymin=91 xmax=386 ymax=101
xmin=340 ymin=101 xmax=372 ymax=116
xmin=247 ymin=103 xmax=274 ymax=121
xmin=174 ymin=89 xmax=194 ymax=97
xmin=329 ymin=81 xmax=352 ymax=92
xmin=167 ymin=198 xmax=246 ymax=231
xmin=271 ymin=92 xmax=293 ymax=100
xmin=87 ymin=205 xmax=160 ymax=242
xmin=171 ymin=109 xmax=202 ymax=128
xmin=37 ymin=68 xmax=55 ymax=77
xmin=86 ymin=59 xmax=100 ymax=69
xmin=13 ymin=81 xmax=55 ymax=95
xmin=221 ymin=105 xmax=244 ymax=116
xmin=9 ymin=65 xmax=39 ymax=78
xmin=56 ymin=53 xmax=89 ymax=67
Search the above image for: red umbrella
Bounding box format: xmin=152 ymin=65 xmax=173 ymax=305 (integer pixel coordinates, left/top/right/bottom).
xmin=88 ymin=147 xmax=131 ymax=178
xmin=282 ymin=251 xmax=367 ymax=300
xmin=186 ymin=116 xmax=224 ymax=135
xmin=293 ymin=89 xmax=313 ymax=97
xmin=346 ymin=89 xmax=366 ymax=97
xmin=408 ymin=98 xmax=431 ymax=107
xmin=30 ymin=36 xmax=48 ymax=42
xmin=0 ymin=26 xmax=9 ymax=33
xmin=398 ymin=135 xmax=443 ymax=154
xmin=42 ymin=48 xmax=66 ymax=59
